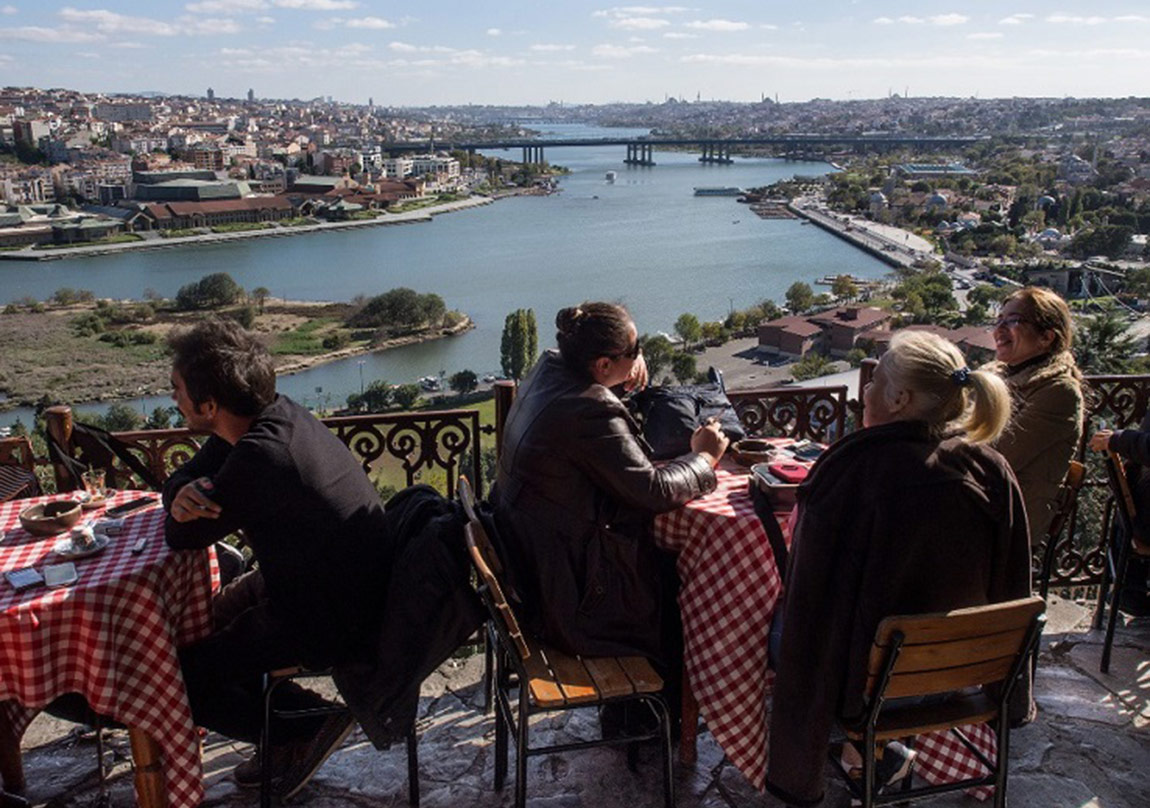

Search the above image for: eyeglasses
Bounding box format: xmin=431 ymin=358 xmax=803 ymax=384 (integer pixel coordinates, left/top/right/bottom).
xmin=993 ymin=314 xmax=1030 ymax=330
xmin=612 ymin=342 xmax=642 ymax=360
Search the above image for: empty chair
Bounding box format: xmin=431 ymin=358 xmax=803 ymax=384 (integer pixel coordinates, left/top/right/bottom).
xmin=1095 ymin=453 xmax=1150 ymax=673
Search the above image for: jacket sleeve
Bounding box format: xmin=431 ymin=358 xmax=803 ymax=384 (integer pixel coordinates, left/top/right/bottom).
xmin=163 ymin=435 xmax=255 ymax=549
xmin=1109 ymin=427 xmax=1150 ymax=467
xmin=569 ymin=399 xmax=716 ymax=513
xmin=996 ymin=380 xmax=1082 ymax=475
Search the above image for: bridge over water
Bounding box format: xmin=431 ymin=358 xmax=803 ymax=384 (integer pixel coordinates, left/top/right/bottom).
xmin=388 ymin=134 xmax=986 ymax=166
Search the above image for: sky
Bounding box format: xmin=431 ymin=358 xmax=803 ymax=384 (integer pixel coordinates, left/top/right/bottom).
xmin=1 ymin=2 xmax=1149 ymax=105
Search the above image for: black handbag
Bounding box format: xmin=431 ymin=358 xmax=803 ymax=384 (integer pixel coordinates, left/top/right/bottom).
xmin=628 ymin=368 xmax=746 ymax=460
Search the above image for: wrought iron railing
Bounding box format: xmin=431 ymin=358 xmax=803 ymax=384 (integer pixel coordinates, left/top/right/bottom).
xmin=726 ymin=386 xmax=852 ymax=443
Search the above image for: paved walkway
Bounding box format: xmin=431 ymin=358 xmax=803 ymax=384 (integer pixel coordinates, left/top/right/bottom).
xmin=12 ymin=595 xmax=1149 ymax=807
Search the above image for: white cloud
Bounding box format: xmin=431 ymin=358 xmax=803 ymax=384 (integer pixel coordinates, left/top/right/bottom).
xmin=486 ymin=27 xmax=501 ymax=36
xmin=1046 ymin=14 xmax=1107 ymax=25
xmin=58 ymin=7 xmax=179 ymax=36
xmin=347 ymin=16 xmax=394 ymax=29
xmin=874 ymin=14 xmax=967 ymax=27
xmin=999 ymin=13 xmax=1032 ymax=25
xmin=684 ymin=19 xmax=749 ymax=32
xmin=593 ymin=6 xmax=688 ymax=18
xmin=592 ymin=42 xmax=656 ymax=58
xmin=759 ymin=24 xmax=778 ymax=30
xmin=1115 ymin=16 xmax=1150 ymax=23
xmin=663 ymin=31 xmax=697 ymax=39
xmin=185 ymin=0 xmax=267 ymax=13
xmin=181 ymin=17 xmax=243 ymax=34
xmin=897 ymin=16 xmax=924 ymax=24
xmin=389 ymin=40 xmax=418 ymax=52
xmin=0 ymin=25 xmax=102 ymax=42
xmin=609 ymin=16 xmax=669 ymax=29
xmin=873 ymin=17 xmax=893 ymax=25
xmin=930 ymin=14 xmax=968 ymax=26
xmin=0 ymin=5 xmax=17 ymax=15
xmin=257 ymin=16 xmax=275 ymax=24
xmin=272 ymin=0 xmax=357 ymax=10
xmin=967 ymin=32 xmax=1004 ymax=40
xmin=530 ymin=43 xmax=575 ymax=51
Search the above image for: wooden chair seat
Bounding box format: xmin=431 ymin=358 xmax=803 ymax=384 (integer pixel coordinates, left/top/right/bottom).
xmin=844 ymin=692 xmax=998 ymax=741
xmin=522 ymin=638 xmax=662 ymax=709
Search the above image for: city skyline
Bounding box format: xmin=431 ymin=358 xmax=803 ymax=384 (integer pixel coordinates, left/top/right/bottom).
xmin=1 ymin=2 xmax=1149 ymax=105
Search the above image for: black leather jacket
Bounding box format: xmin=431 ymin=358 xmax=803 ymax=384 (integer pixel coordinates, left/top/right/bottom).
xmin=493 ymin=351 xmax=716 ymax=660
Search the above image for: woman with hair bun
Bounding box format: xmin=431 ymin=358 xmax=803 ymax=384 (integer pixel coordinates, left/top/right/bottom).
xmin=988 ymin=286 xmax=1084 ymax=545
xmin=766 ymin=331 xmax=1033 ymax=806
xmin=493 ymin=301 xmax=728 ymax=665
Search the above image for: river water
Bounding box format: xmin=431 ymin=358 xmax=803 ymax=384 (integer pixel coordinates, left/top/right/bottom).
xmin=0 ymin=124 xmax=891 ymax=426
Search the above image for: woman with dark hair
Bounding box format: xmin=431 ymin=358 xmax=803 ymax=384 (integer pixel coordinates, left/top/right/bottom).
xmin=492 ymin=302 xmax=728 ymax=662
xmin=989 ymin=286 xmax=1084 ymax=544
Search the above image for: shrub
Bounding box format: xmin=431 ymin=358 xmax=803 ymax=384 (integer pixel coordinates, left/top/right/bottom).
xmin=322 ymin=332 xmax=350 ymax=351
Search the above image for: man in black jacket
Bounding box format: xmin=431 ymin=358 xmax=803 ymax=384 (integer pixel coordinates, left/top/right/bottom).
xmin=164 ymin=319 xmax=393 ymax=798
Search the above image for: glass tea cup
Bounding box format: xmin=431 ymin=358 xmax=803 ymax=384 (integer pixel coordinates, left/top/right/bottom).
xmin=81 ymin=469 xmax=107 ymax=501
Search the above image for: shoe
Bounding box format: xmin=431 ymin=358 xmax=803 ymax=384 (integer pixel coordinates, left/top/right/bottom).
xmin=839 ymin=740 xmax=917 ymax=805
xmin=277 ymin=711 xmax=355 ymax=802
xmin=233 ymin=745 xmax=294 ymax=790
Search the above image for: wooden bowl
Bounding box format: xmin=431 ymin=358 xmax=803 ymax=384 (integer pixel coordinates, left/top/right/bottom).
xmin=730 ymin=439 xmax=778 ymax=467
xmin=19 ymin=500 xmax=83 ymax=537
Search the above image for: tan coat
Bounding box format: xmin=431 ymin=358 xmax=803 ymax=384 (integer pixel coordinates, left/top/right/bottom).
xmin=989 ymin=351 xmax=1084 ymax=544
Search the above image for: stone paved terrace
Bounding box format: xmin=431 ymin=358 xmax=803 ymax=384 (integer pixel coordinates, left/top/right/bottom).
xmin=15 ymin=596 xmax=1150 ymax=808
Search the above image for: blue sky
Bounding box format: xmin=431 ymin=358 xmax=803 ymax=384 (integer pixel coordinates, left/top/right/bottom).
xmin=1 ymin=2 xmax=1149 ymax=104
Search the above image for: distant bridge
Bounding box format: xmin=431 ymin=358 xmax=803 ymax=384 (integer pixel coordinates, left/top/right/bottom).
xmin=386 ymin=134 xmax=986 ymax=166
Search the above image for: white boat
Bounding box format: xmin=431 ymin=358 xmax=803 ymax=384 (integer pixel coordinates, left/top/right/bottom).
xmin=418 ymin=375 xmax=441 ymax=391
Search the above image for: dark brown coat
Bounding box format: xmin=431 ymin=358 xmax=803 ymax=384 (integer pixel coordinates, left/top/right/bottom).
xmin=493 ymin=351 xmax=716 ymax=661
xmin=766 ymin=420 xmax=1032 ymax=806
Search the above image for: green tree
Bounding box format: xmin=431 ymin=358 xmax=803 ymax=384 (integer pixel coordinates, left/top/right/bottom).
xmin=251 ymin=286 xmax=270 ymax=314
xmin=358 ymin=379 xmax=393 ymax=412
xmin=144 ymin=406 xmax=174 ymax=430
xmin=1068 ymin=225 xmax=1134 ymax=260
xmin=102 ymin=402 xmax=143 ymax=432
xmin=638 ymin=333 xmax=675 ymax=381
xmin=785 ymin=281 xmax=815 ymax=314
xmin=500 ymin=308 xmax=538 ymax=381
xmin=674 ymin=313 xmax=702 ymax=349
xmin=1074 ymin=311 xmax=1137 ymax=373
xmin=175 ymin=272 xmax=244 ymax=310
xmin=450 ymin=369 xmax=479 ymax=395
xmin=792 ymin=352 xmax=834 ymax=381
xmin=671 ymin=352 xmax=697 ymax=383
xmin=347 ymin=288 xmax=447 ymax=333
xmin=831 ymin=275 xmax=858 ymax=302
xmin=393 ymin=383 xmax=421 ymax=410
xmin=845 ymin=348 xmax=868 ymax=367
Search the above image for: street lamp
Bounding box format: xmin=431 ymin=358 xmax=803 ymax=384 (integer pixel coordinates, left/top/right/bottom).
xmin=357 ymin=360 xmax=366 ymax=395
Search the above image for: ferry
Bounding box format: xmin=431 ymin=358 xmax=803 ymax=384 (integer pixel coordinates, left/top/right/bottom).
xmin=693 ymin=186 xmax=744 ymax=197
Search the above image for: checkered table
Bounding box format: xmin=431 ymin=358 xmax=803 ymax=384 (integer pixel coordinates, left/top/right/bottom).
xmin=0 ymin=491 xmax=218 ymax=808
xmin=654 ymin=459 xmax=995 ymax=798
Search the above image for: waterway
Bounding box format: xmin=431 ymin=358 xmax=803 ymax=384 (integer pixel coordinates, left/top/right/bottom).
xmin=0 ymin=124 xmax=892 ymax=427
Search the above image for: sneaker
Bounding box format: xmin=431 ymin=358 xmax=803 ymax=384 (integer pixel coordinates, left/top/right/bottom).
xmin=277 ymin=711 xmax=355 ymax=802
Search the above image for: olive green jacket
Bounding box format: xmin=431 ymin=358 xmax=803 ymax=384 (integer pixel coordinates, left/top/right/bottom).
xmin=989 ymin=351 xmax=1084 ymax=544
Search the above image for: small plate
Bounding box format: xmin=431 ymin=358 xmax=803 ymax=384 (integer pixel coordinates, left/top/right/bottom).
xmin=52 ymin=534 xmax=110 ymax=560
xmin=79 ymin=493 xmax=108 ymax=511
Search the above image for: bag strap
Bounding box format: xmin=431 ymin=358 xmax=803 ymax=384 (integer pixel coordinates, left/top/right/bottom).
xmin=750 ymin=482 xmax=789 ymax=583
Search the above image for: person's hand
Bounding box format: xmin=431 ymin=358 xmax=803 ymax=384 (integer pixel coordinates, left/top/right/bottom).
xmin=169 ymin=477 xmax=222 ymax=523
xmin=623 ymin=352 xmax=649 ymax=392
xmin=1088 ymin=430 xmax=1114 ymax=453
xmin=690 ymin=418 xmax=730 ymax=466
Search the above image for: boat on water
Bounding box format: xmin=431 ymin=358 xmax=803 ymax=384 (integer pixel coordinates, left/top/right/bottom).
xmin=418 ymin=375 xmax=441 ymax=392
xmin=693 ymin=187 xmax=744 ymax=197
xmin=605 ymin=171 xmax=617 ymax=183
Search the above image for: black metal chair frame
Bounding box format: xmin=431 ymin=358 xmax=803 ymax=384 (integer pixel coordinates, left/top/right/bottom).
xmin=260 ymin=669 xmax=419 ymax=807
xmin=1095 ymin=453 xmax=1150 ymax=673
xmin=459 ymin=479 xmax=674 ymax=808
xmin=831 ymin=600 xmax=1045 ymax=808
xmin=1037 ymin=460 xmax=1087 ymax=600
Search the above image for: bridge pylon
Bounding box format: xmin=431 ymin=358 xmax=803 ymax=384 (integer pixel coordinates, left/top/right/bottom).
xmin=623 ymin=143 xmax=655 ymax=166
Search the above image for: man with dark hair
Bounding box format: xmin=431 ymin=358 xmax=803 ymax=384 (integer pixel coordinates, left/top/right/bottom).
xmin=163 ymin=318 xmax=394 ymax=798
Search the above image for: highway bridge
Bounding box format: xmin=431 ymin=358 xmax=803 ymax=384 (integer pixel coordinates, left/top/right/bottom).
xmin=386 ymin=134 xmax=986 ymax=165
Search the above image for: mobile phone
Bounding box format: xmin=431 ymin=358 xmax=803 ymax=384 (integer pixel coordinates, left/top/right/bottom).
xmin=44 ymin=562 xmax=78 ymax=588
xmin=5 ymin=567 xmax=44 ymax=590
xmin=106 ymin=496 xmax=158 ymax=518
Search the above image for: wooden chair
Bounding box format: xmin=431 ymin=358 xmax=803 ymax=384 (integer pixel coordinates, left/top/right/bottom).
xmin=0 ymin=437 xmax=40 ymax=502
xmin=1095 ymin=452 xmax=1150 ymax=673
xmin=458 ymin=478 xmax=674 ymax=808
xmin=831 ymin=596 xmax=1045 ymax=808
xmin=259 ymin=667 xmax=419 ymax=807
xmin=1037 ymin=460 xmax=1087 ymax=599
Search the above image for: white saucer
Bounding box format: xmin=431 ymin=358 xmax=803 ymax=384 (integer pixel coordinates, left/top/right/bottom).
xmin=52 ymin=534 xmax=110 ymax=560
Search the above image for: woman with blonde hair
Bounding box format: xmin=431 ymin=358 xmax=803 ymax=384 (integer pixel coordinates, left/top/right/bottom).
xmin=988 ymin=286 xmax=1084 ymax=545
xmin=766 ymin=331 xmax=1032 ymax=806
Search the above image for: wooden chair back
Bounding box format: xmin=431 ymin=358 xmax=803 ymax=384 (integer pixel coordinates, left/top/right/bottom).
xmin=459 ymin=477 xmax=529 ymax=661
xmin=1104 ymin=452 xmax=1150 ymax=555
xmin=1045 ymin=461 xmax=1086 ymax=544
xmin=864 ymin=596 xmax=1046 ymax=701
xmin=0 ymin=437 xmax=35 ymax=473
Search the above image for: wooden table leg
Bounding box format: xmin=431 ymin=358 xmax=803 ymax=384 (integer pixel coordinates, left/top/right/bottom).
xmin=128 ymin=728 xmax=167 ymax=808
xmin=679 ymin=662 xmax=699 ymax=766
xmin=0 ymin=711 xmax=24 ymax=795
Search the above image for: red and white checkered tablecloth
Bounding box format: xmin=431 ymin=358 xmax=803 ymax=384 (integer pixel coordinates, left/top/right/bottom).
xmin=0 ymin=491 xmax=218 ymax=808
xmin=654 ymin=459 xmax=996 ymax=799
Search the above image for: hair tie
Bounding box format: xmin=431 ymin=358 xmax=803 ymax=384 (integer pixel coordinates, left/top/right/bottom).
xmin=951 ymin=367 xmax=971 ymax=387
